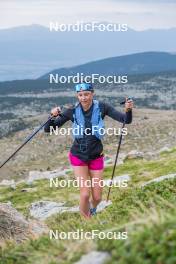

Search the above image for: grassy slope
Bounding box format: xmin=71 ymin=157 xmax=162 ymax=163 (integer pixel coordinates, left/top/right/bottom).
xmin=0 ymin=148 xmax=176 ymax=264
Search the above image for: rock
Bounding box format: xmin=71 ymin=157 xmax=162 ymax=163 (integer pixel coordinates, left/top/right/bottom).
xmin=0 ymin=179 xmax=16 ymax=189
xmin=106 ymin=154 xmax=125 ymax=166
xmin=29 ymin=200 xmax=113 ymax=220
xmin=29 ymin=220 xmax=49 ymax=238
xmin=97 ymin=200 xmax=112 ymax=212
xmin=145 ymin=152 xmax=157 ymax=160
xmin=103 ymin=174 xmax=131 ymax=187
xmin=63 ymin=206 xmax=80 ymax=213
xmin=0 ymin=203 xmax=48 ymax=243
xmin=10 ymin=183 xmax=16 ymax=190
xmin=141 ymin=173 xmax=176 ymax=187
xmin=29 ymin=201 xmax=72 ymax=220
xmin=63 ymin=200 xmax=112 ymax=214
xmin=27 ymin=168 xmax=72 ymax=184
xmin=6 ymin=201 xmax=12 ymax=206
xmin=29 ymin=201 xmax=65 ymax=219
xmin=0 ymin=179 xmax=14 ymax=186
xmin=75 ymin=251 xmax=111 ymax=264
xmin=124 ymin=150 xmax=144 ymax=160
xmin=159 ymin=146 xmax=172 ymax=153
xmin=21 ymin=187 xmax=37 ymax=193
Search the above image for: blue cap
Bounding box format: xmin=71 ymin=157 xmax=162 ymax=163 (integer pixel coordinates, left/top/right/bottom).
xmin=75 ymin=83 xmax=93 ymax=92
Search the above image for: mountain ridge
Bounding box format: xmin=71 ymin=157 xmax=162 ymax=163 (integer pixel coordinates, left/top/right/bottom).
xmin=39 ymin=51 xmax=176 ymax=79
xmin=0 ymin=24 xmax=176 ymax=81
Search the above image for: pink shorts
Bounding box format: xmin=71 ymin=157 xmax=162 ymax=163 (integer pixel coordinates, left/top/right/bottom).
xmin=68 ymin=152 xmax=104 ymax=170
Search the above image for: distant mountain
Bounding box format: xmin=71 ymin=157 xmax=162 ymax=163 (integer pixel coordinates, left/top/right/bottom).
xmin=0 ymin=24 xmax=176 ymax=81
xmin=40 ymin=52 xmax=176 ymax=79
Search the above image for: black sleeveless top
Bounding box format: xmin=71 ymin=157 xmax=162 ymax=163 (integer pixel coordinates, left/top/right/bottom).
xmin=44 ymin=101 xmax=132 ymax=161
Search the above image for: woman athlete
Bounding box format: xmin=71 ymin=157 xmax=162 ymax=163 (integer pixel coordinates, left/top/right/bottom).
xmin=44 ymin=82 xmax=133 ymax=219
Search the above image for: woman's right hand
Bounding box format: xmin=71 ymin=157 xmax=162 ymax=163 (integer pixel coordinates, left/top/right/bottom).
xmin=50 ymin=106 xmax=61 ymax=117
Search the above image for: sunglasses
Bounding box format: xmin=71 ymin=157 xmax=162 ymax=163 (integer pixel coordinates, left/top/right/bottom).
xmin=75 ymin=83 xmax=93 ymax=92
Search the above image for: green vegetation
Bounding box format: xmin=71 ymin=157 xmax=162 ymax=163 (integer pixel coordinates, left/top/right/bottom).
xmin=0 ymin=178 xmax=176 ymax=264
xmin=104 ymin=147 xmax=176 ymax=184
xmin=0 ymin=148 xmax=175 ymax=215
xmin=0 ymin=147 xmax=176 ymax=263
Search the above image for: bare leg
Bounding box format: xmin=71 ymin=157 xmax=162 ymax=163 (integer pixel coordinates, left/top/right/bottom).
xmin=89 ymin=169 xmax=103 ymax=208
xmin=72 ymin=166 xmax=91 ymax=218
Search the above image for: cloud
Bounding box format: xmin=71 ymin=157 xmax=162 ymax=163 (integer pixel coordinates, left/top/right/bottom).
xmin=110 ymin=0 xmax=176 ymax=2
xmin=0 ymin=0 xmax=176 ymax=30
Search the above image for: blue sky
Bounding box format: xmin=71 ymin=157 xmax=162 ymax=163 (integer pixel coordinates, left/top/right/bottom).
xmin=0 ymin=0 xmax=176 ymax=30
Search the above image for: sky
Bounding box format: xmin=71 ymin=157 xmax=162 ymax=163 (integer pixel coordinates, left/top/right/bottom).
xmin=0 ymin=0 xmax=176 ymax=30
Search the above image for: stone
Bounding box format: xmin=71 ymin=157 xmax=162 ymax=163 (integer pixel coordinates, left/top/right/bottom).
xmin=74 ymin=251 xmax=111 ymax=264
xmin=27 ymin=168 xmax=72 ymax=184
xmin=141 ymin=173 xmax=176 ymax=187
xmin=97 ymin=200 xmax=112 ymax=212
xmin=21 ymin=187 xmax=37 ymax=193
xmin=29 ymin=200 xmax=113 ymax=220
xmin=29 ymin=201 xmax=68 ymax=220
xmin=0 ymin=179 xmax=16 ymax=189
xmin=124 ymin=150 xmax=144 ymax=160
xmin=103 ymin=174 xmax=131 ymax=187
xmin=159 ymin=146 xmax=172 ymax=153
xmin=0 ymin=203 xmax=48 ymax=243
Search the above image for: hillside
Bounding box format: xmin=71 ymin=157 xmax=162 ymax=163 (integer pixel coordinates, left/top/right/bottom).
xmin=0 ymin=134 xmax=176 ymax=263
xmin=0 ymin=71 xmax=175 ymax=138
xmin=0 ymin=58 xmax=175 ymax=263
xmin=40 ymin=52 xmax=176 ymax=79
xmin=0 ymin=94 xmax=175 ymax=263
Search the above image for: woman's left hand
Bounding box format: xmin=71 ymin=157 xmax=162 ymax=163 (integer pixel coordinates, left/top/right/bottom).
xmin=125 ymin=98 xmax=134 ymax=112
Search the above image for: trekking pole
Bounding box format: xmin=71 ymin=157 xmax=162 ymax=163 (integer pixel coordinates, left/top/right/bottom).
xmin=0 ymin=108 xmax=61 ymax=169
xmin=106 ymin=120 xmax=126 ymax=201
xmin=106 ymin=97 xmax=132 ymax=201
xmin=0 ymin=117 xmax=52 ymax=169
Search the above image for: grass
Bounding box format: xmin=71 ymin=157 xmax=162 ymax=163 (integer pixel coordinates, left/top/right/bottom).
xmin=160 ymin=147 xmax=176 ymax=156
xmin=0 ymin=178 xmax=80 ymax=216
xmin=0 ymin=236 xmax=87 ymax=264
xmin=104 ymin=147 xmax=176 ymax=184
xmin=98 ymin=216 xmax=176 ymax=264
xmin=1 ymin=178 xmax=176 ymax=264
xmin=0 ymin=147 xmax=176 ymax=263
